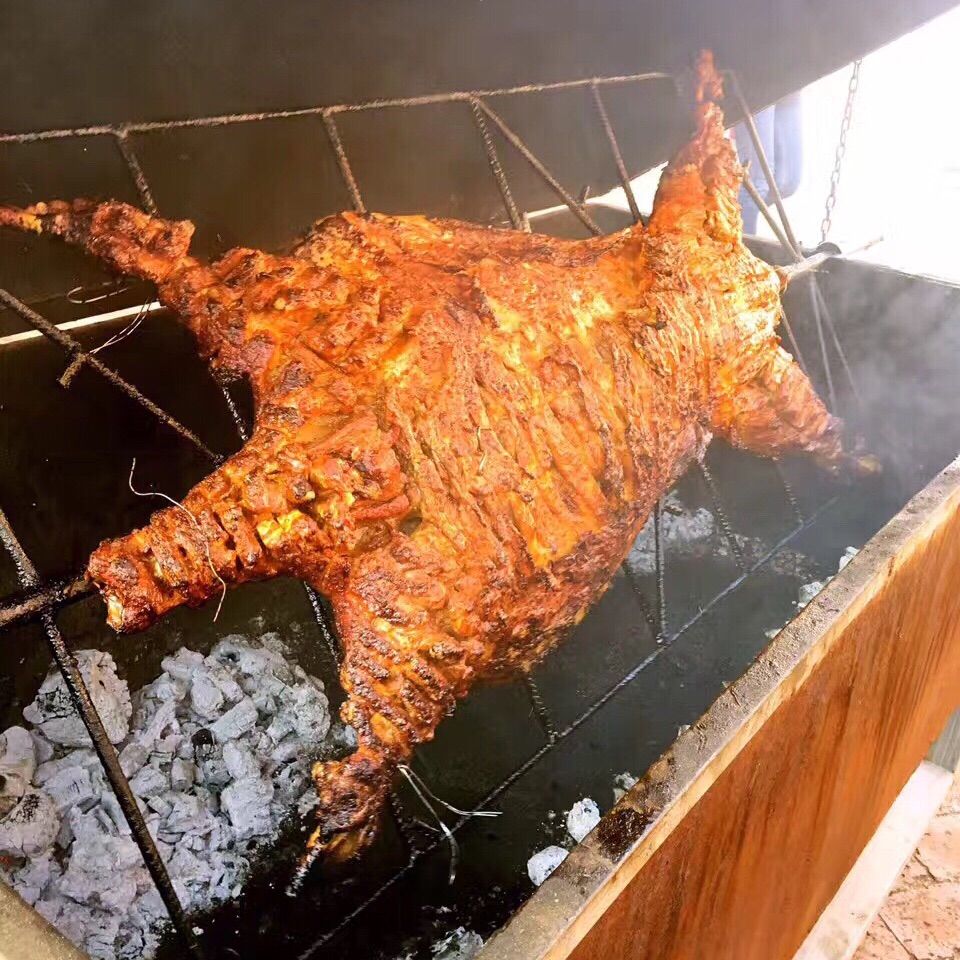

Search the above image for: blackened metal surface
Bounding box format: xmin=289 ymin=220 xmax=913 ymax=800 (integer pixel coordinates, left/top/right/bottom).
xmin=2 ymin=0 xmax=957 ymax=223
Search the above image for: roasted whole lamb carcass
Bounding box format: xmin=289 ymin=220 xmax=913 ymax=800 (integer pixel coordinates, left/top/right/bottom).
xmin=0 ymin=52 xmax=864 ymax=860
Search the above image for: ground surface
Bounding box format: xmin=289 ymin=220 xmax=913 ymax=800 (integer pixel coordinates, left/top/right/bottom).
xmin=854 ymin=777 xmax=960 ymax=960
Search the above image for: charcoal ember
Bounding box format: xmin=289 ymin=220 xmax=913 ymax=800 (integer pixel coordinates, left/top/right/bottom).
xmin=35 ymin=749 xmax=97 ymax=785
xmin=565 ymin=797 xmax=600 ymax=843
xmin=526 ymin=845 xmax=568 ymax=886
xmin=627 ymin=492 xmax=716 ymax=575
xmin=118 ymin=741 xmax=149 ymax=777
xmin=198 ymin=756 xmax=231 ymax=790
xmin=0 ymin=726 xmax=37 ymax=792
xmin=43 ymin=764 xmax=95 ymax=815
xmin=0 ymin=789 xmax=59 ymax=856
xmin=170 ymin=758 xmax=196 ymax=791
xmin=200 ymin=657 xmax=245 ymax=703
xmin=59 ymin=828 xmax=147 ymax=913
xmin=163 ymin=793 xmax=219 ymax=838
xmin=138 ymin=700 xmax=178 ymax=750
xmin=431 ymin=927 xmax=485 ymax=960
xmin=160 ymin=648 xmax=203 ymax=683
xmin=612 ymin=772 xmax=637 ymax=803
xmin=189 ymin=672 xmax=225 ymax=719
xmin=210 ymin=697 xmax=257 ymax=742
xmin=23 ymin=651 xmax=131 ymax=746
xmin=10 ymin=851 xmax=60 ymax=905
xmin=222 ymin=741 xmax=260 ymax=780
xmin=129 ymin=763 xmax=168 ymax=799
xmin=221 ymin=776 xmax=275 ymax=837
xmin=29 ymin=731 xmax=54 ymax=764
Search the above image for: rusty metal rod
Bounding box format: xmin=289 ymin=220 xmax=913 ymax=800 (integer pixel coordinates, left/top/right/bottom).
xmin=474 ymin=98 xmax=602 ymax=235
xmin=470 ymin=97 xmax=525 ymax=230
xmin=590 ymin=82 xmax=642 ymax=224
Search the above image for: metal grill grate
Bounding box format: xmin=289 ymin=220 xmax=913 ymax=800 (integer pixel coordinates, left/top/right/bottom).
xmin=0 ymin=64 xmax=858 ymax=959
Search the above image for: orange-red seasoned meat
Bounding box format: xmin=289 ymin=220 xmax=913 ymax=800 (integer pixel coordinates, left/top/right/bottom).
xmin=0 ymin=52 xmax=855 ymax=858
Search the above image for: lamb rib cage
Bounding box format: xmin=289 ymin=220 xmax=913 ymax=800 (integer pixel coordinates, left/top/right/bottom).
xmin=0 ymin=60 xmax=850 ymax=959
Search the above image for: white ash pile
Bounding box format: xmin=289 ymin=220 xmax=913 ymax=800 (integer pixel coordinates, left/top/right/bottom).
xmin=0 ymin=634 xmax=346 ymax=960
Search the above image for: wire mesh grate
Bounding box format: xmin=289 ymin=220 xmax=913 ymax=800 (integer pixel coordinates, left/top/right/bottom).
xmin=0 ymin=60 xmax=855 ymax=959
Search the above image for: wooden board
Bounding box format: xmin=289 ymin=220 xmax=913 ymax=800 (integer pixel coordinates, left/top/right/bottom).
xmin=481 ymin=458 xmax=960 ymax=960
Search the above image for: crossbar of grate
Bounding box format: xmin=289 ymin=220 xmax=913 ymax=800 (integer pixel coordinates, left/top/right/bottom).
xmin=0 ymin=71 xmax=672 ymax=145
xmin=0 ymin=509 xmax=205 ymax=959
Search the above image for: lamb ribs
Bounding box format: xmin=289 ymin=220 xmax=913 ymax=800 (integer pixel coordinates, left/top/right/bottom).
xmin=0 ymin=52 xmax=855 ymax=858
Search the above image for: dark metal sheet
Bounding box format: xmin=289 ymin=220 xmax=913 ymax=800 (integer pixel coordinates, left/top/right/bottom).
xmin=2 ymin=0 xmax=957 ymax=219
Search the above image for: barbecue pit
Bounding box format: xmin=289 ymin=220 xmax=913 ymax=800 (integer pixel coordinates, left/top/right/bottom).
xmin=2 ymin=4 xmax=960 ymax=958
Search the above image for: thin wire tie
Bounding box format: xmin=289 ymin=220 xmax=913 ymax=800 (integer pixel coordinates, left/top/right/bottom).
xmin=127 ymin=458 xmax=226 ymax=620
xmin=91 ymin=299 xmax=152 ymax=354
xmin=397 ymin=764 xmax=501 ymax=885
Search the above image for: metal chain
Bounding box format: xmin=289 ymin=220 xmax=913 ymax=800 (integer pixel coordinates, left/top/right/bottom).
xmin=820 ymin=59 xmax=862 ymax=243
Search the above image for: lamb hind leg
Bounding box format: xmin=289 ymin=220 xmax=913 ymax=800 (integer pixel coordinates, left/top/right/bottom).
xmin=309 ymin=542 xmax=477 ymax=860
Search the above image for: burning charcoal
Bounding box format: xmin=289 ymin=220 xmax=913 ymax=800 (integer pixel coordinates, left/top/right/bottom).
xmin=59 ymin=828 xmax=145 ymax=913
xmin=612 ymin=772 xmax=638 ymax=803
xmin=35 ymin=749 xmax=97 ymax=785
xmin=10 ymin=851 xmax=60 ymax=905
xmin=99 ymin=792 xmax=132 ymax=835
xmin=24 ymin=651 xmax=131 ymax=746
xmin=0 ymin=726 xmax=37 ymax=791
xmin=170 ymin=758 xmax=196 ymax=791
xmin=155 ymin=731 xmax=185 ymax=757
xmin=29 ymin=731 xmax=54 ymax=764
xmin=147 ymin=674 xmax=187 ymax=703
xmin=197 ymin=751 xmax=231 ymax=791
xmin=221 ymin=776 xmax=275 ymax=837
xmin=839 ymin=545 xmax=859 ymax=571
xmin=526 ymin=845 xmax=568 ymax=887
xmin=169 ymin=845 xmax=213 ymax=889
xmin=43 ymin=764 xmax=95 ymax=814
xmin=797 ymin=579 xmax=826 ymax=609
xmin=431 ymin=927 xmax=485 ymax=960
xmin=269 ymin=734 xmax=305 ymax=765
xmin=0 ymin=789 xmax=59 ymax=856
xmin=287 ymin=683 xmax=331 ymax=742
xmin=210 ymin=697 xmax=257 ymax=742
xmin=189 ymin=672 xmax=225 ymax=720
xmin=9 ymin=635 xmax=338 ymax=960
xmin=129 ymin=763 xmax=168 ymax=799
xmin=222 ymin=741 xmax=260 ymax=780
xmin=139 ymin=700 xmax=178 ymax=750
xmin=163 ymin=793 xmax=217 ymax=837
xmin=200 ymin=657 xmax=244 ymax=703
xmin=565 ymin=797 xmax=600 ymax=843
xmin=161 ymin=647 xmax=204 ymax=683
xmin=119 ymin=741 xmax=149 ymax=777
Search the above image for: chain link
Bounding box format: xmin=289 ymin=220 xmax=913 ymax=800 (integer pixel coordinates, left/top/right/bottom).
xmin=820 ymin=59 xmax=862 ymax=243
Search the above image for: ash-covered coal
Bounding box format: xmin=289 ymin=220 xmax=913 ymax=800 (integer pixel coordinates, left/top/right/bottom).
xmin=627 ymin=492 xmax=715 ymax=575
xmin=0 ymin=633 xmax=347 ymax=960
